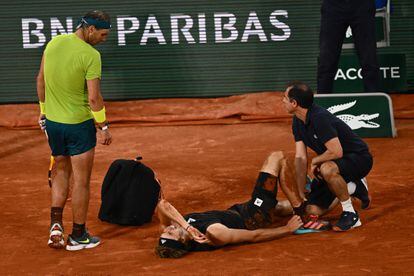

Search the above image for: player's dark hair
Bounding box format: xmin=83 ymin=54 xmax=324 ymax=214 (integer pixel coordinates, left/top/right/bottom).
xmin=286 ymin=81 xmax=314 ymax=108
xmin=155 ymin=245 xmax=188 ymax=258
xmin=78 ymin=10 xmax=111 ymax=30
xmin=155 ymin=236 xmax=191 ymax=258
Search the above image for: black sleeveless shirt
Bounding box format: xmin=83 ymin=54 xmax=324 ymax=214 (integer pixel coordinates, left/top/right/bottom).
xmin=184 ymin=209 xmax=246 ymax=234
xmin=183 ymin=186 xmax=276 ymax=251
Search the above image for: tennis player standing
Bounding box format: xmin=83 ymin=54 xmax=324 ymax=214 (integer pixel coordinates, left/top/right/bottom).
xmin=36 ymin=10 xmax=112 ymax=251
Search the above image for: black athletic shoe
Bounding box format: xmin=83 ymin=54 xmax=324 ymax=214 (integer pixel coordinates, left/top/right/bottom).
xmin=351 ymin=178 xmax=371 ymax=209
xmin=66 ymin=232 xmax=101 ymax=251
xmin=333 ymin=211 xmax=361 ymax=231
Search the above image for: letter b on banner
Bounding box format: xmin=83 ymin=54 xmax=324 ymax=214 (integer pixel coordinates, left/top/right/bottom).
xmin=22 ymin=18 xmax=46 ymax=48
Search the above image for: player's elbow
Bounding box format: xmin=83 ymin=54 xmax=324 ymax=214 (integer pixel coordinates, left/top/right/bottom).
xmin=206 ymin=226 xmax=232 ymax=246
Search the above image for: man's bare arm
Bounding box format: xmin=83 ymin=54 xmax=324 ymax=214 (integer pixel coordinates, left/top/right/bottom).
xmin=87 ymin=78 xmax=112 ymax=145
xmin=279 ymin=157 xmax=302 ymax=208
xmin=157 ymin=199 xmax=207 ymax=242
xmin=36 ymin=55 xmax=45 ymax=103
xmin=295 ymin=141 xmax=308 ymax=200
xmin=312 ymin=137 xmax=343 ymax=166
xmin=205 ymin=216 xmax=302 ymax=246
xmin=87 ymin=79 xmax=105 ymax=119
xmin=157 ymin=199 xmax=190 ymax=230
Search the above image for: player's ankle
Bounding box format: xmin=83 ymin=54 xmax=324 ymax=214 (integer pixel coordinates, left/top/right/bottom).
xmin=340 ymin=198 xmax=355 ymax=213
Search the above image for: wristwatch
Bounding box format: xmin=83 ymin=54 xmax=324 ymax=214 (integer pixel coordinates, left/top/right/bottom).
xmin=99 ymin=122 xmax=109 ymax=131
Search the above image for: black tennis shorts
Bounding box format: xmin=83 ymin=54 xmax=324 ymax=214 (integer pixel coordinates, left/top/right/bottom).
xmin=229 ymin=186 xmax=278 ymax=230
xmin=333 ymin=152 xmax=373 ymax=183
xmin=307 ymin=151 xmax=373 ymax=209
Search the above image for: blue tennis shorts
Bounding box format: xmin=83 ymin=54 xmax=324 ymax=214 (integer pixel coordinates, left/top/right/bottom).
xmin=45 ymin=119 xmax=96 ymax=156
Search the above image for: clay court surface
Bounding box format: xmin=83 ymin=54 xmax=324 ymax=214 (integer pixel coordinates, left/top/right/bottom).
xmin=0 ymin=92 xmax=414 ymax=274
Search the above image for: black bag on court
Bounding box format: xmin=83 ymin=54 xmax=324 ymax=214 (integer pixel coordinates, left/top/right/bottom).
xmin=98 ymin=157 xmax=161 ymax=226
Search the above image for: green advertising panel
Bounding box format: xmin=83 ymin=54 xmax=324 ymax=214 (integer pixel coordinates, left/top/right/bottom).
xmin=315 ymin=93 xmax=396 ymax=138
xmin=333 ymin=54 xmax=407 ymax=93
xmin=0 ymin=0 xmax=413 ymax=103
xmin=0 ymin=0 xmax=321 ymax=103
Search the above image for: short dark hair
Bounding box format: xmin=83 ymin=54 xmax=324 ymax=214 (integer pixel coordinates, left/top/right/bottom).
xmin=286 ymin=81 xmax=314 ymax=108
xmin=79 ymin=10 xmax=111 ymax=30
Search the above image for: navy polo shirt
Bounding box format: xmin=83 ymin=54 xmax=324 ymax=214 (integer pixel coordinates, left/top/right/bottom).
xmin=292 ymin=104 xmax=369 ymax=155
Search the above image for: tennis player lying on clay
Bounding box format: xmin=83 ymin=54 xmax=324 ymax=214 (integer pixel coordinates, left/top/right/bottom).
xmin=155 ymin=151 xmax=321 ymax=258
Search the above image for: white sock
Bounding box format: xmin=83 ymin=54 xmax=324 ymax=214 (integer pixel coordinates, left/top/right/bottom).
xmin=340 ymin=198 xmax=355 ymax=213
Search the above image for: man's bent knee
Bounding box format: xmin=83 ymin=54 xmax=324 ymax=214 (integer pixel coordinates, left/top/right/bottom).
xmin=319 ymin=161 xmax=339 ymax=180
xmin=274 ymin=200 xmax=293 ymax=216
xmin=260 ymin=151 xmax=285 ymax=177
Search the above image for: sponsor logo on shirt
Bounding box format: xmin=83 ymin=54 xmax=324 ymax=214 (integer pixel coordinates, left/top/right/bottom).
xmin=254 ymin=198 xmax=263 ymax=207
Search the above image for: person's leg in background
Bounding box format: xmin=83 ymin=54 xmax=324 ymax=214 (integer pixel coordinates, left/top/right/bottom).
xmin=317 ymin=0 xmax=349 ymax=93
xmin=351 ymin=0 xmax=381 ymax=92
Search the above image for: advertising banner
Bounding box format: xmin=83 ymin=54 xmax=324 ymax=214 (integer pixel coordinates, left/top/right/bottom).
xmin=0 ymin=0 xmax=412 ymax=103
xmin=333 ymin=54 xmax=407 ymax=93
xmin=315 ymin=93 xmax=396 ymax=138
